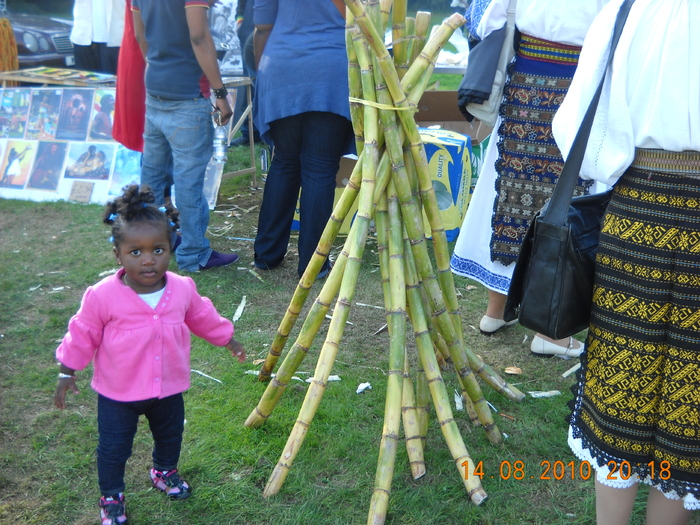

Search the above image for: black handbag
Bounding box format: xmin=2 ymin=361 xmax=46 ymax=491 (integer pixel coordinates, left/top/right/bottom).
xmin=503 ymin=0 xmax=635 ymax=340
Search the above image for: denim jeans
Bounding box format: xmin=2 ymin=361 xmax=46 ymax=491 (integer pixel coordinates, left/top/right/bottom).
xmin=141 ymin=95 xmax=213 ymax=271
xmin=254 ymin=111 xmax=352 ymax=276
xmin=97 ymin=393 xmax=185 ymax=496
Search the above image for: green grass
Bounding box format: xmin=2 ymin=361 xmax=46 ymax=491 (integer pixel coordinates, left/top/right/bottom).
xmin=2 ymin=143 xmax=691 ymax=525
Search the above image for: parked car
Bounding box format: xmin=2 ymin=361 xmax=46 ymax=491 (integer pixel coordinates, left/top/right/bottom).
xmin=2 ymin=10 xmax=75 ymax=69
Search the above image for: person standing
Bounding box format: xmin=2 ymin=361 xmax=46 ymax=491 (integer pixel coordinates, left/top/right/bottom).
xmin=132 ymin=0 xmax=238 ymax=271
xmin=70 ymin=0 xmax=125 ymax=74
xmin=252 ymin=0 xmax=353 ymax=278
xmin=450 ymin=0 xmax=610 ymax=356
xmin=553 ymin=1 xmax=700 ymax=523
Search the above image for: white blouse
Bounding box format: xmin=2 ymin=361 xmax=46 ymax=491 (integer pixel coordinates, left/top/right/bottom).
xmin=552 ymin=0 xmax=700 ymax=186
xmin=476 ymin=0 xmax=610 ymax=45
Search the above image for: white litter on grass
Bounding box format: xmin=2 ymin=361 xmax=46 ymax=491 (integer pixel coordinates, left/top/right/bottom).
xmin=325 ymin=314 xmax=354 ymax=326
xmin=528 ymin=390 xmax=562 ymax=398
xmin=486 ymin=401 xmax=498 ymax=413
xmin=98 ymin=268 xmax=118 ymax=277
xmin=454 ymin=390 xmax=464 ymax=411
xmin=355 ymin=302 xmax=384 ymax=310
xmin=29 ymin=284 xmax=41 ymax=292
xmin=562 ymin=363 xmax=581 ymax=378
xmin=191 ymin=369 xmax=222 ymax=384
xmin=305 ymin=375 xmax=341 ymax=383
xmin=232 ymin=295 xmax=246 ymax=322
xmin=356 ymin=382 xmax=372 ymax=394
xmin=244 ymin=370 xmax=303 ymax=382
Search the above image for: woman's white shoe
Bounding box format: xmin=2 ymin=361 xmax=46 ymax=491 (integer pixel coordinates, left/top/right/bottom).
xmin=530 ymin=335 xmax=583 ymax=359
xmin=479 ymin=315 xmax=517 ymax=335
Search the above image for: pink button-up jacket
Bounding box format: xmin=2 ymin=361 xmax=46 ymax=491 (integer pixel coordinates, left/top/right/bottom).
xmin=56 ymin=269 xmax=234 ymax=402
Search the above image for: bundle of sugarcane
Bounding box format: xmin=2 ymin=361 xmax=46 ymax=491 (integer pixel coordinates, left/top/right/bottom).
xmin=245 ymin=0 xmax=525 ymax=521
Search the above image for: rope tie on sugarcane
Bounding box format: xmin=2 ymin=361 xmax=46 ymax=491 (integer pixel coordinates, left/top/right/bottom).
xmin=348 ymin=97 xmax=417 ymax=112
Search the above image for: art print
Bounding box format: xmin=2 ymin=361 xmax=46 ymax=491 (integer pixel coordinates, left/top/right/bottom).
xmin=0 ymin=140 xmax=36 ymax=189
xmin=88 ymin=88 xmax=116 ymax=142
xmin=26 ymin=89 xmax=62 ymax=140
xmin=65 ymin=142 xmax=115 ymax=180
xmin=27 ymin=141 xmax=68 ymax=191
xmin=0 ymin=89 xmax=32 ymax=139
xmin=108 ymin=145 xmax=142 ymax=196
xmin=55 ymin=89 xmax=94 ymax=141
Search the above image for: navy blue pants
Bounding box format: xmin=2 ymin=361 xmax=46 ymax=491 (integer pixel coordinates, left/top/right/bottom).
xmin=97 ymin=393 xmax=184 ymax=496
xmin=254 ymin=111 xmax=352 ymax=276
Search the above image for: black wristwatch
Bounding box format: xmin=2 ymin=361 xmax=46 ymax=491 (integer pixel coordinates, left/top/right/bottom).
xmin=212 ymin=86 xmax=228 ymax=99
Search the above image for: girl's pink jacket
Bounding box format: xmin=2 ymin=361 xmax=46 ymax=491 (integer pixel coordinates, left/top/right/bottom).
xmin=56 ymin=269 xmax=234 ymax=402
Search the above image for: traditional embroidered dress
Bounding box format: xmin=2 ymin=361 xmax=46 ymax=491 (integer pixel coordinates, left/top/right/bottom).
xmin=450 ymin=0 xmax=609 ymax=291
xmin=552 ymin=0 xmax=700 ymax=508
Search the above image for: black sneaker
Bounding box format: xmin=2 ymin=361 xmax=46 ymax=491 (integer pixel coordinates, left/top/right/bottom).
xmin=99 ymin=494 xmax=128 ymax=525
xmin=150 ymin=468 xmax=192 ymax=500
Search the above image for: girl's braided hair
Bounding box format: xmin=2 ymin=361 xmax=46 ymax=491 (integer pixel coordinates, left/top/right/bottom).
xmin=103 ymin=184 xmax=180 ymax=249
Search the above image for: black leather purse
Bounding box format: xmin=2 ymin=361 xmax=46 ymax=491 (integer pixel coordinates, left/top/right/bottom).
xmin=503 ymin=0 xmax=635 ymax=340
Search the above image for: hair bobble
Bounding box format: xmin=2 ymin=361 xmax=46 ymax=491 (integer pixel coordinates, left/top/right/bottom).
xmin=108 ymin=213 xmax=118 ymax=221
xmin=108 ymin=236 xmax=114 ymax=243
xmin=143 ymin=203 xmax=149 ymax=208
xmin=169 ymin=221 xmax=176 ymax=227
xmin=159 ymin=206 xmax=167 ymax=213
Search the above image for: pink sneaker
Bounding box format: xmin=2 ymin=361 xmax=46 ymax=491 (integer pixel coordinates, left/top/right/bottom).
xmin=150 ymin=468 xmax=192 ymax=500
xmin=99 ymin=494 xmax=128 ymax=525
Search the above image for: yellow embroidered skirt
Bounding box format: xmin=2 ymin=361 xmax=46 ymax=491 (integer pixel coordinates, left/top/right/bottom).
xmin=569 ymin=149 xmax=700 ymax=507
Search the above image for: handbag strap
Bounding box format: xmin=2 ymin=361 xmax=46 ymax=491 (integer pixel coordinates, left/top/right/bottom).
xmin=542 ymin=0 xmax=635 ymax=226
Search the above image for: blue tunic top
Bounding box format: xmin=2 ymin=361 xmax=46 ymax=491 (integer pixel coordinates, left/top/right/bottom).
xmin=253 ymin=0 xmax=351 ymax=142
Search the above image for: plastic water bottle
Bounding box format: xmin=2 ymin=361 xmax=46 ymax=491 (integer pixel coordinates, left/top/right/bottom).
xmin=212 ymin=124 xmax=228 ymax=163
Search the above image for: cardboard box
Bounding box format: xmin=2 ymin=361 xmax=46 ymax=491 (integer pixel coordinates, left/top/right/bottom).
xmin=291 ymin=91 xmax=493 ymax=239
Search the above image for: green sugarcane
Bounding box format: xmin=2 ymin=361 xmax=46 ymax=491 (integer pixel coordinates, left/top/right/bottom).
xmin=257 ymin=153 xmax=363 ymax=382
xmin=367 ymin=180 xmax=406 ymax=525
xmin=401 ymin=349 xmax=426 ymax=479
xmin=403 ymin=235 xmax=488 ymax=505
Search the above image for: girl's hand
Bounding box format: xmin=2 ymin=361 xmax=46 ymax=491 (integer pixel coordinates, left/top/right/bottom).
xmin=54 ymin=376 xmax=79 ymax=410
xmin=225 ymin=338 xmax=246 ymax=363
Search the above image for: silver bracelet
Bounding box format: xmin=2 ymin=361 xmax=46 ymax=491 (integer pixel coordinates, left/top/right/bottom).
xmin=58 ymin=373 xmax=75 ymax=379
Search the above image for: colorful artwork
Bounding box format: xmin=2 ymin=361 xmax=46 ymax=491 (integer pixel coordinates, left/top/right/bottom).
xmin=56 ymin=89 xmax=94 ymax=141
xmin=0 ymin=89 xmax=32 ymax=139
xmin=0 ymin=140 xmax=36 ymax=188
xmin=109 ymin=145 xmax=142 ymax=196
xmin=88 ymin=88 xmax=116 ymax=142
xmin=20 ymin=67 xmax=116 ymax=84
xmin=65 ymin=142 xmax=115 ymax=180
xmin=26 ymin=89 xmax=62 ymax=141
xmin=27 ymin=141 xmax=68 ymax=191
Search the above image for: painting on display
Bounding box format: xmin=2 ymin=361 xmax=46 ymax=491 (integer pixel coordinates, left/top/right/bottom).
xmin=65 ymin=142 xmax=116 ymax=181
xmin=26 ymin=141 xmax=69 ymax=192
xmin=0 ymin=140 xmax=36 ymax=189
xmin=109 ymin=145 xmax=142 ymax=196
xmin=55 ymin=88 xmax=94 ymax=141
xmin=88 ymin=88 xmax=116 ymax=142
xmin=26 ymin=89 xmax=63 ymax=141
xmin=0 ymin=89 xmax=32 ymax=139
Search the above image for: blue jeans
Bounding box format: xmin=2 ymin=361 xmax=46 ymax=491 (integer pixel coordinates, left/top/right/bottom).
xmin=254 ymin=111 xmax=352 ymax=276
xmin=141 ymin=95 xmax=213 ymax=271
xmin=96 ymin=393 xmax=185 ymax=496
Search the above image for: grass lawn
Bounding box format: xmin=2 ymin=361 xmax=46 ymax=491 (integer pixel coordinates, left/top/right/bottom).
xmin=2 ymin=142 xmax=687 ymax=525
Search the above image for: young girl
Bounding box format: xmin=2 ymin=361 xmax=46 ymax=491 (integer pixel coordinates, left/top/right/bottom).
xmin=53 ymin=184 xmax=246 ymax=525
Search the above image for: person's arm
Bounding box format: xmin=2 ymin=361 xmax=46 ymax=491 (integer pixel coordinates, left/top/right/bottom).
xmin=132 ymin=9 xmax=148 ymax=58
xmin=253 ymin=24 xmax=272 ymax=71
xmin=225 ymin=337 xmax=246 ymax=363
xmin=185 ymin=5 xmax=232 ymax=125
xmin=331 ymin=0 xmax=345 ymax=19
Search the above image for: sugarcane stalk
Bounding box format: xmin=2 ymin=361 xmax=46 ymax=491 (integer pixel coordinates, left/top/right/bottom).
xmin=463 ymin=390 xmax=481 ymax=427
xmin=402 ymin=228 xmax=503 ymax=444
xmin=391 ymin=0 xmax=407 ymax=79
xmin=403 ymin=17 xmax=415 ymax=71
xmin=379 ymin=0 xmax=393 ymax=34
xmin=257 ymin=152 xmax=364 ymax=382
xmin=367 ymin=181 xmax=406 ymax=525
xmin=401 ymin=350 xmax=426 ymax=479
xmin=245 ymin=236 xmax=351 ymax=428
xmin=411 ymin=11 xmax=431 ymax=64
xmin=403 ymin=235 xmax=487 ymax=505
xmin=415 ymin=362 xmax=430 ymax=448
xmin=346 ymin=11 xmax=364 ymax=155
